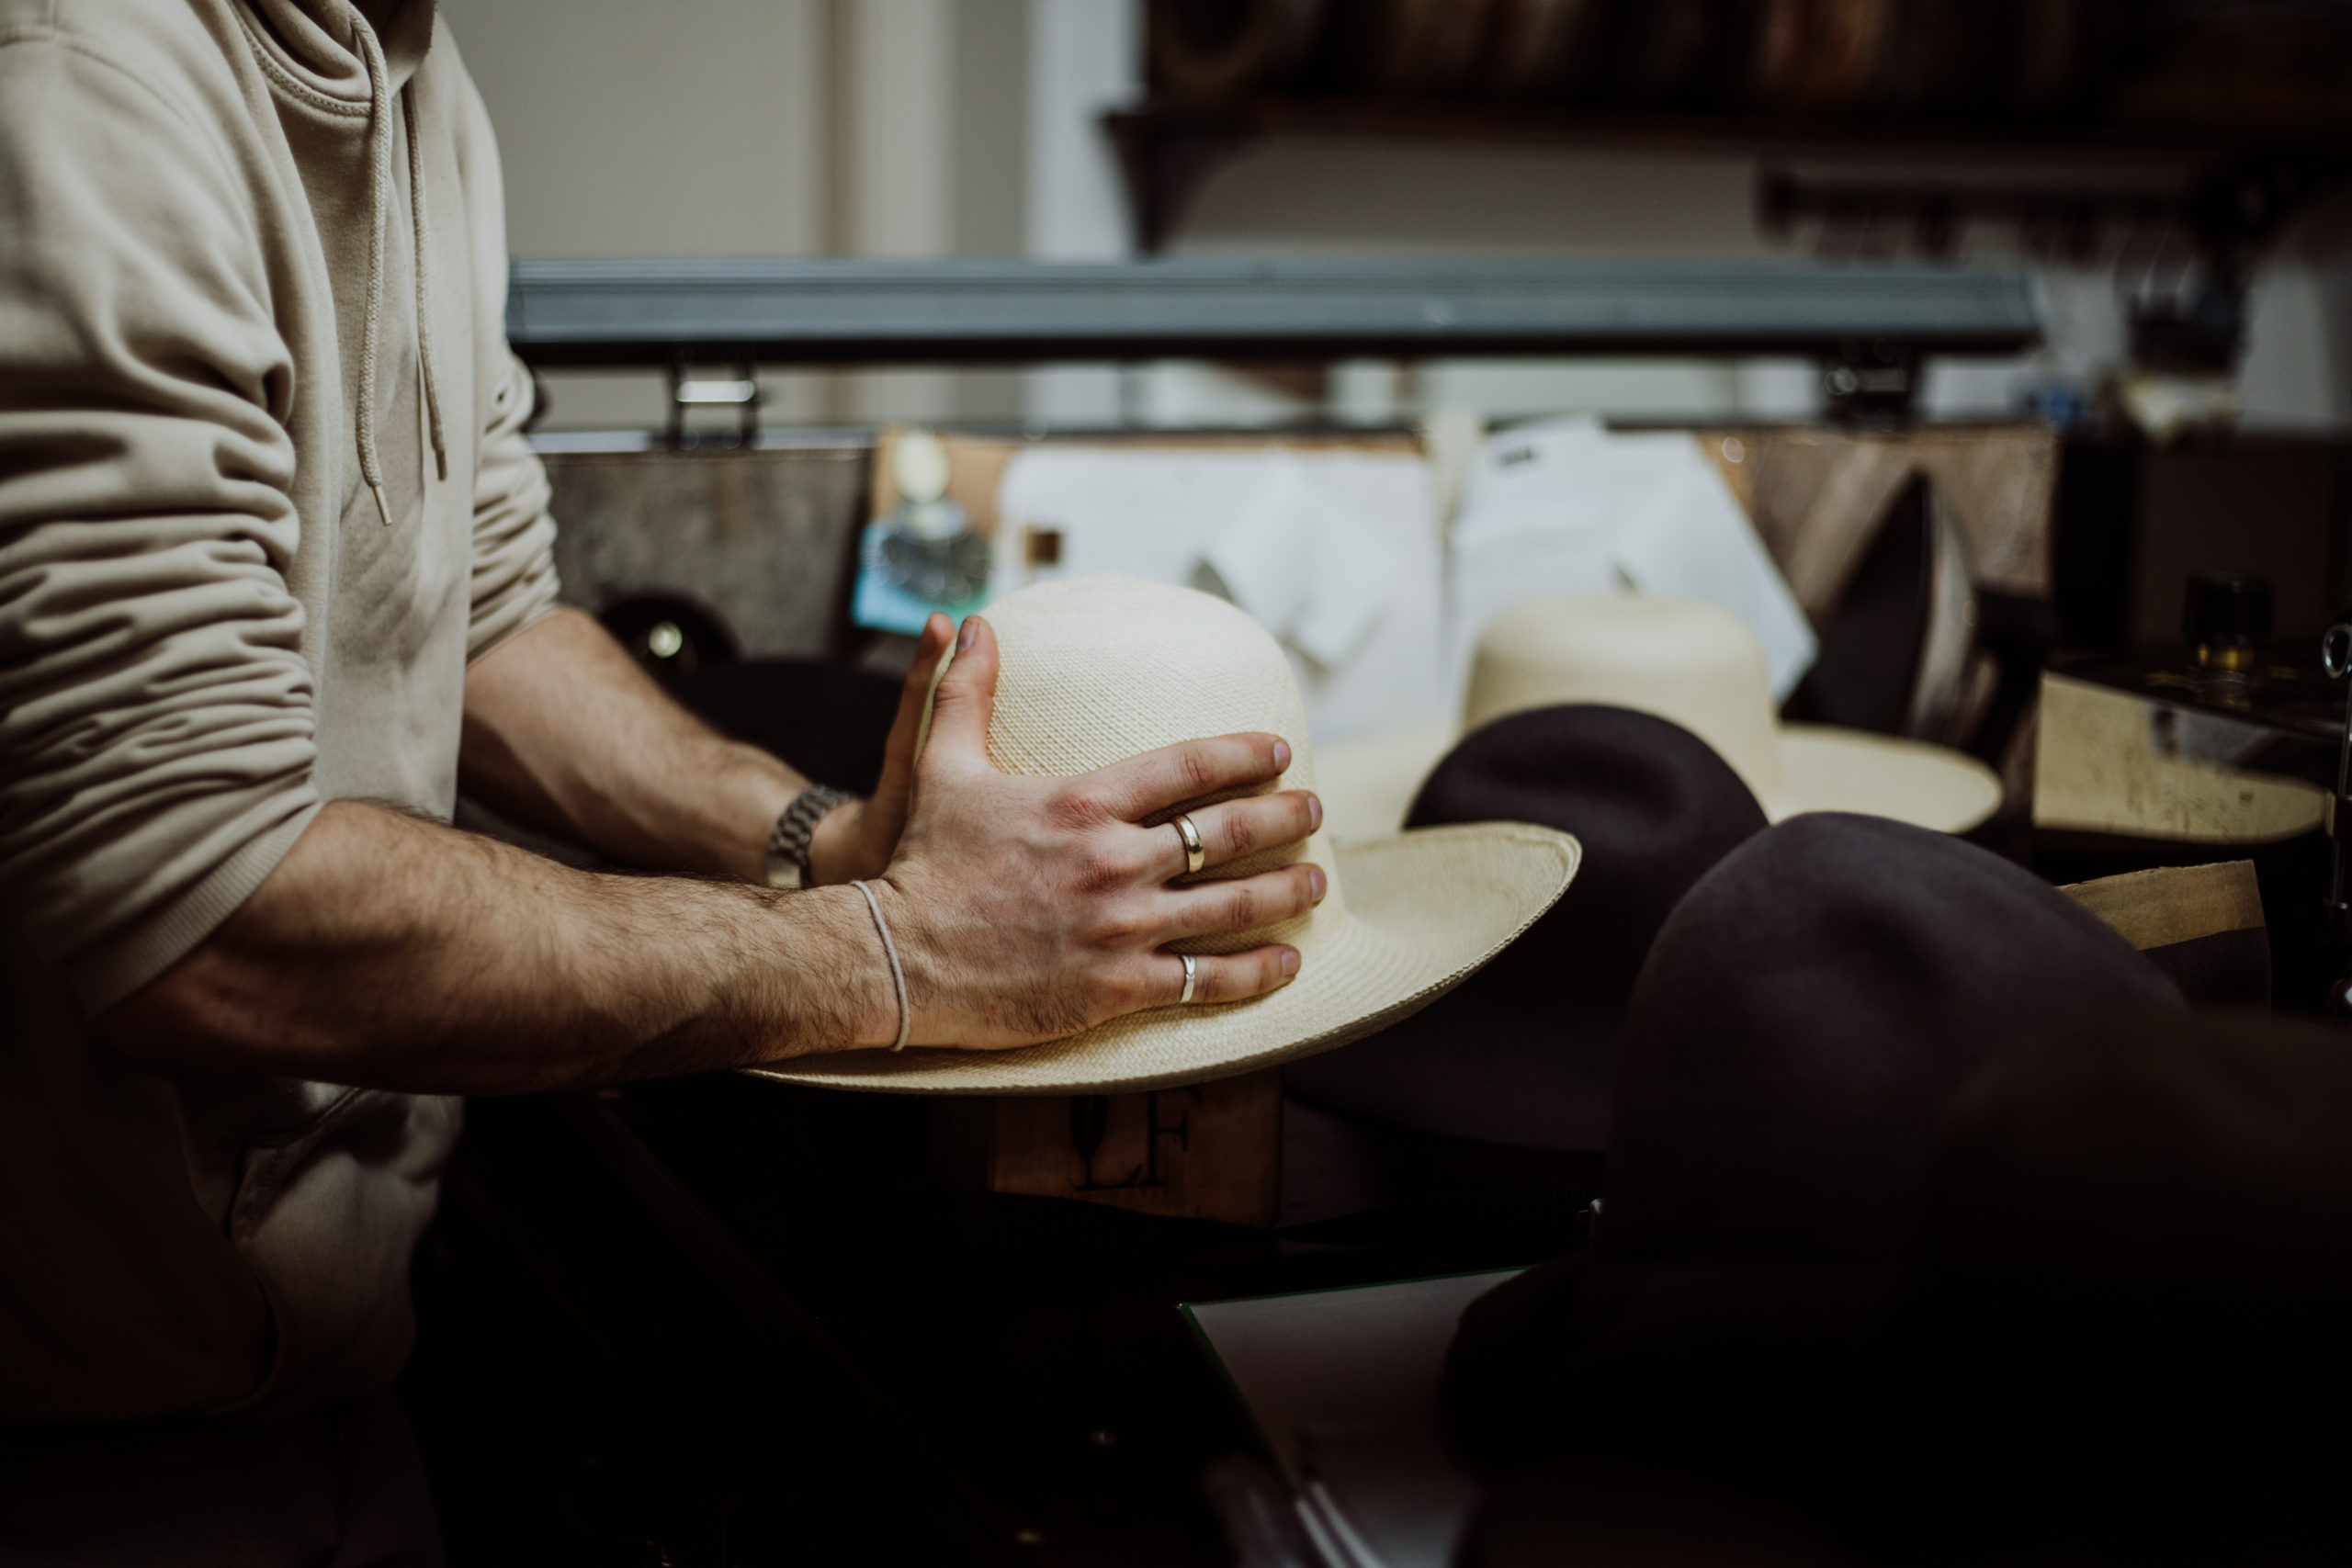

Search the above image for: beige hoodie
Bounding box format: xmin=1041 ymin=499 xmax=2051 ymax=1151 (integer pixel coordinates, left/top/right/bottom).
xmin=0 ymin=0 xmax=560 ymax=1423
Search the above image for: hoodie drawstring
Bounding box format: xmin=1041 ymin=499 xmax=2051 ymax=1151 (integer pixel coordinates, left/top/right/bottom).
xmin=402 ymin=91 xmax=448 ymax=487
xmin=352 ymin=17 xmax=447 ymax=525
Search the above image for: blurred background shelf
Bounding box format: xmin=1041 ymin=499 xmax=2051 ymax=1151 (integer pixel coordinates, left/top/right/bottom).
xmin=1106 ymin=96 xmax=2352 ymax=254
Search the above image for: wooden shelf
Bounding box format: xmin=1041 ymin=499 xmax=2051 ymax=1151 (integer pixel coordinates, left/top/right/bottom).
xmin=1104 ymin=95 xmax=2352 ymax=252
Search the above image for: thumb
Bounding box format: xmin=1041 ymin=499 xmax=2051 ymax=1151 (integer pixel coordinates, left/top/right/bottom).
xmin=917 ymin=615 xmax=998 ymax=773
xmin=879 ymin=613 xmax=953 ymax=799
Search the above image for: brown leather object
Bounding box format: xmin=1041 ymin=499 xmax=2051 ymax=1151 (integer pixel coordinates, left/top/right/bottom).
xmin=2059 ymin=859 xmax=2270 ymax=1010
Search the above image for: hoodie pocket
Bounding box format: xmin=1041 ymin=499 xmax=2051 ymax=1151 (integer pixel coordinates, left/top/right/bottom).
xmin=212 ymin=1086 xmax=461 ymax=1422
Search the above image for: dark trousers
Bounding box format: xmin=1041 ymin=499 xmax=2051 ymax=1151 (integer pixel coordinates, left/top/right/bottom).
xmin=0 ymin=1393 xmax=443 ymax=1567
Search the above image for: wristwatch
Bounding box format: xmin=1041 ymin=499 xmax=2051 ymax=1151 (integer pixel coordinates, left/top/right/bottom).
xmin=766 ymin=784 xmax=853 ymax=889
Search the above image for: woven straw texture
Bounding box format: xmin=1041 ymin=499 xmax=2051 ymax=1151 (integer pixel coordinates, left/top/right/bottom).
xmin=752 ymin=572 xmax=1580 ymax=1096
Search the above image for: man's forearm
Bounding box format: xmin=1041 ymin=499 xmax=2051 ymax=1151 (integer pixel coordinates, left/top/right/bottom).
xmin=459 ymin=607 xmax=799 ymax=881
xmin=100 ymin=800 xmax=896 ymax=1093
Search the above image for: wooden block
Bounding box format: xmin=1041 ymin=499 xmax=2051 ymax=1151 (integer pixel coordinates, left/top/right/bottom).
xmin=2060 ymin=860 xmax=2266 ymax=951
xmin=930 ymin=1069 xmax=1282 ymax=1228
xmin=2033 ymin=672 xmax=2327 ymax=844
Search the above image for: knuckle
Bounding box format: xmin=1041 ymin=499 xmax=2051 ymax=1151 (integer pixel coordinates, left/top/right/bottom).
xmin=1222 ymin=886 xmax=1261 ymax=930
xmin=1052 ymin=786 xmax=1110 ymax=833
xmin=1177 ymin=746 xmax=1221 ymax=798
xmin=1216 ymin=808 xmax=1256 ymax=860
xmin=1090 ymin=902 xmax=1150 ymax=947
xmin=1238 ymin=953 xmax=1278 ymax=998
xmin=1214 ymin=954 xmax=1269 ymax=1002
xmin=1089 ymin=969 xmax=1138 ymax=1014
xmin=1074 ymin=849 xmax=1130 ymax=897
xmin=1201 ymin=959 xmax=1240 ymax=1004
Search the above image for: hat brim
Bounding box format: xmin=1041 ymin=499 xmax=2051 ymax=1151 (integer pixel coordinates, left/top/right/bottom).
xmin=1316 ymin=719 xmax=2001 ymax=843
xmin=747 ymin=822 xmax=1580 ymax=1096
xmin=1771 ymin=725 xmax=2002 ymax=835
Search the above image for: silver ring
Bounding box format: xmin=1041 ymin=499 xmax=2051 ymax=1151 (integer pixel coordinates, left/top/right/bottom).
xmin=1177 ymin=952 xmax=1198 ymax=1006
xmin=1171 ymin=813 xmax=1206 ymax=876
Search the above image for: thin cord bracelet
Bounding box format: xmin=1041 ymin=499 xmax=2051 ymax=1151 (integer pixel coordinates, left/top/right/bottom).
xmin=849 ymin=879 xmax=911 ymax=1053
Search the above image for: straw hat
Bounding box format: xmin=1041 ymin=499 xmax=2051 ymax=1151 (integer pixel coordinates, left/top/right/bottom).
xmin=753 ymin=573 xmax=1581 ymax=1097
xmin=1318 ymin=594 xmax=2002 ymax=841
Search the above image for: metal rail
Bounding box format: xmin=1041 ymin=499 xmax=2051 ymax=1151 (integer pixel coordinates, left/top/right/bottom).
xmin=505 ymin=257 xmax=2040 ymax=368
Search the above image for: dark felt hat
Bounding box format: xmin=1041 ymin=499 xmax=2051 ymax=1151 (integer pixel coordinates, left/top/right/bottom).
xmin=1882 ymin=1010 xmax=2352 ymax=1556
xmin=1458 ymin=1458 xmax=1859 ymax=1568
xmin=1444 ymin=813 xmax=2186 ymax=1475
xmin=1285 ymin=705 xmax=1770 ymax=1151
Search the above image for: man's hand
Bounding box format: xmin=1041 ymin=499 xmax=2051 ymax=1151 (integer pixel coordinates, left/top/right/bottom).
xmin=806 ymin=613 xmax=953 ymax=886
xmin=103 ymin=615 xmax=1326 ymax=1090
xmin=856 ymin=614 xmax=1325 ymax=1051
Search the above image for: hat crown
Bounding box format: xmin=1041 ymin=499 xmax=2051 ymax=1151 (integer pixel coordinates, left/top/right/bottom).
xmin=978 ymin=573 xmax=1337 ymax=952
xmin=1464 ymin=595 xmax=1785 ymax=807
xmin=1605 ymin=814 xmax=2184 ymax=1268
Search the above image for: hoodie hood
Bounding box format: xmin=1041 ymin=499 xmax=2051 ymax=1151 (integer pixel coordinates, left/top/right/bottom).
xmin=240 ymin=0 xmax=448 ymax=525
xmin=246 ymin=0 xmax=435 ymax=94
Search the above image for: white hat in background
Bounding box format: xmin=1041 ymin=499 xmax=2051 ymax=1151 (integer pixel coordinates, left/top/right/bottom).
xmin=755 ymin=573 xmax=1580 ymax=1097
xmin=1317 ymin=593 xmax=2004 ymax=842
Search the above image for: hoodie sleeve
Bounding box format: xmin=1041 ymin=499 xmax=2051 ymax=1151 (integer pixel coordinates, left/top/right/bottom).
xmin=0 ymin=35 xmax=321 ymax=1013
xmin=467 ymin=345 xmax=562 ymax=660
xmin=447 ymin=40 xmax=561 ymax=662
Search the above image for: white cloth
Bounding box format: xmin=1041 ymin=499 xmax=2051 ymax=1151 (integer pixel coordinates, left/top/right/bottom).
xmin=1201 ymin=456 xmax=1402 ymax=672
xmin=1450 ymin=420 xmax=1816 ymax=704
xmin=994 ymin=447 xmax=1445 ymax=744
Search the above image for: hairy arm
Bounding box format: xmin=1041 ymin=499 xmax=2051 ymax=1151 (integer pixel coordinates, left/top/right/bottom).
xmin=458 ymin=605 xmax=934 ymax=886
xmin=97 ymin=799 xmax=899 ymax=1094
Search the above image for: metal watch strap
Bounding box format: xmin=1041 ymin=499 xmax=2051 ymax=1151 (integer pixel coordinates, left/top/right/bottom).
xmin=765 ymin=784 xmax=852 ymax=889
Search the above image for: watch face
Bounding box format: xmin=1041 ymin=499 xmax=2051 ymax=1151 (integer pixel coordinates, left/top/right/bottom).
xmin=765 ymin=852 xmax=807 ymax=890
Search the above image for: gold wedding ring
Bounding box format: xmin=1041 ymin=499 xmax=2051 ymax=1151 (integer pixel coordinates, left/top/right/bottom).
xmin=1178 ymin=952 xmax=1198 ymax=1006
xmin=1172 ymin=813 xmax=1206 ymax=875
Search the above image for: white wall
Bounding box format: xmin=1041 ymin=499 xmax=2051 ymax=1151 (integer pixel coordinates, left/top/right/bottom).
xmin=447 ymin=0 xmax=1027 ymax=430
xmin=445 ymin=0 xmax=823 ymax=428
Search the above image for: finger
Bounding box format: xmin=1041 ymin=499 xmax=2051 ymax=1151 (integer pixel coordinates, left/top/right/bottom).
xmin=1156 ymin=862 xmax=1326 ymax=942
xmin=1157 ymin=791 xmax=1321 ymax=877
xmin=918 ymin=614 xmax=997 ymax=773
xmin=878 ymin=614 xmax=953 ymax=798
xmin=1157 ymin=945 xmax=1302 ymax=1008
xmin=1081 ymin=732 xmax=1294 ymax=823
